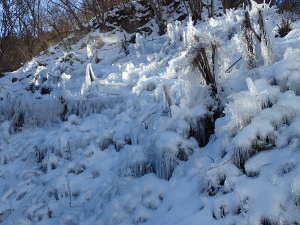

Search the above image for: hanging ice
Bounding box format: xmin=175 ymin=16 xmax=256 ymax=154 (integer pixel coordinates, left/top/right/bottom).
xmin=246 ymin=77 xmax=257 ymax=95
xmin=81 ymin=63 xmax=96 ymax=95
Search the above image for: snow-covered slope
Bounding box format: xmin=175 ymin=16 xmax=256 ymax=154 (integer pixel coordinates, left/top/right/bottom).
xmin=1 ymin=3 xmax=300 ymax=225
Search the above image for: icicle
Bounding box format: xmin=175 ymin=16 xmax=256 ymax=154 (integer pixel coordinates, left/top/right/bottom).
xmin=124 ymin=160 xmax=153 ymax=177
xmin=261 ymin=39 xmax=274 ymax=65
xmin=167 ymin=21 xmax=182 ymax=44
xmin=246 ymin=77 xmax=257 ymax=95
xmin=183 ymin=15 xmax=196 ymax=48
xmin=167 ymin=23 xmax=175 ymax=43
xmin=81 ymin=63 xmax=96 ymax=95
xmin=155 ymin=151 xmax=177 ymax=180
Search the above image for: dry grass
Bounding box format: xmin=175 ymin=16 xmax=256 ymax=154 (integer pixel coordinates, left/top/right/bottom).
xmin=277 ymin=18 xmax=293 ymax=38
xmin=190 ymin=42 xmax=218 ymax=95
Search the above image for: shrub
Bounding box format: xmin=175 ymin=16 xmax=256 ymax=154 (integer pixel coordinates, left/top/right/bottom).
xmin=190 ymin=42 xmax=218 ymax=96
xmin=241 ymin=11 xmax=257 ymax=69
xmin=276 ymin=18 xmax=293 ymax=38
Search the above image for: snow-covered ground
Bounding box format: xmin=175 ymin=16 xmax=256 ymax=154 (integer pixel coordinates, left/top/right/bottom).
xmin=1 ymin=2 xmax=300 ymax=225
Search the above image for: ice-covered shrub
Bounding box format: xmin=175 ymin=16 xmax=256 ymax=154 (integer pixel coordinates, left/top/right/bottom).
xmin=272 ymin=48 xmax=300 ymax=94
xmin=189 ymin=42 xmax=218 ymax=96
xmin=233 ymin=132 xmax=275 ymax=171
xmin=155 ymin=150 xmax=178 ymax=180
xmin=120 ymin=145 xmax=154 ymax=177
xmin=241 ymin=11 xmax=258 ymax=69
xmin=189 ymin=113 xmax=216 ymax=147
xmin=153 ymin=131 xmax=195 ymax=180
xmin=186 ymin=39 xmax=221 ymax=146
xmin=276 ymin=117 xmax=300 ymax=148
xmin=257 ymin=9 xmax=274 ymax=65
xmin=64 ymin=96 xmax=120 ymax=119
xmin=212 ymin=203 xmax=228 ymax=219
xmin=240 ymin=8 xmax=274 ymax=68
xmin=0 ymin=91 xmax=118 ymax=130
xmin=231 ymin=90 xmax=300 ymax=170
xmin=206 ymin=173 xmax=227 ymax=196
xmin=167 ymin=21 xmax=183 ymax=44
xmin=260 ymin=217 xmax=279 ymax=225
xmin=203 ymin=164 xmax=240 ymax=196
xmin=0 ymin=94 xmax=63 ymax=131
xmin=225 ymin=78 xmax=280 ymax=132
xmin=222 ymin=79 xmax=286 ymax=169
xmin=68 ymin=163 xmax=86 ymax=175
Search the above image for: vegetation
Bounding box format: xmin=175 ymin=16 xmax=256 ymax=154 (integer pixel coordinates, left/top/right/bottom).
xmin=0 ymin=0 xmax=128 ymax=72
xmin=277 ymin=18 xmax=293 ymax=38
xmin=0 ymin=0 xmax=297 ymax=73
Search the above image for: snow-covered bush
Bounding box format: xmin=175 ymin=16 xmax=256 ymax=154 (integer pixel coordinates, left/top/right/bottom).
xmin=228 ymin=84 xmax=300 ymax=169
xmin=225 ymin=78 xmax=280 ymax=132
xmin=241 ymin=11 xmax=258 ymax=69
xmin=153 ymin=131 xmax=195 ymax=179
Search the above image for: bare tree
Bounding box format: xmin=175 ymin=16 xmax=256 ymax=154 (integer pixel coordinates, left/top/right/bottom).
xmin=48 ymin=0 xmax=87 ymax=30
xmin=0 ymin=0 xmax=132 ymax=73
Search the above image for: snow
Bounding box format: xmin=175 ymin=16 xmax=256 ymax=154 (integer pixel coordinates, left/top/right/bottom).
xmin=2 ymin=1 xmax=300 ymax=225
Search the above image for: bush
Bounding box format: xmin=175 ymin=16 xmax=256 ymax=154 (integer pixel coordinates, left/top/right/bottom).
xmin=190 ymin=42 xmax=218 ymax=95
xmin=276 ymin=18 xmax=293 ymax=38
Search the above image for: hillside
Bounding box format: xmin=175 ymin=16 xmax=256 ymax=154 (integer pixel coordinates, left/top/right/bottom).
xmin=1 ymin=1 xmax=300 ymax=225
